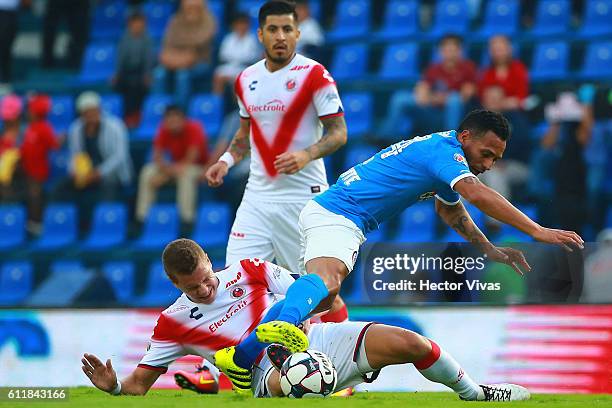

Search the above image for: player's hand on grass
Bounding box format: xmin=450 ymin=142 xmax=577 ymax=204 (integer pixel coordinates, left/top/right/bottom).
xmin=206 ymin=161 xmax=229 ymax=187
xmin=532 ymin=226 xmax=585 ymax=252
xmin=82 ymin=353 xmax=118 ymax=393
xmin=486 ymin=246 xmax=531 ymax=276
xmin=274 ymin=151 xmax=310 ymax=175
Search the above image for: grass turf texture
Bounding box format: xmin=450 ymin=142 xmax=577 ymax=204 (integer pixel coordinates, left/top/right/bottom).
xmin=8 ymin=388 xmax=612 ymax=408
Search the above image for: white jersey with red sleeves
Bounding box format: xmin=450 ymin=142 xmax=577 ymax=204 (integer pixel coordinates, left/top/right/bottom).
xmin=235 ymin=53 xmax=344 ymax=202
xmin=138 ymin=259 xmax=297 ymax=373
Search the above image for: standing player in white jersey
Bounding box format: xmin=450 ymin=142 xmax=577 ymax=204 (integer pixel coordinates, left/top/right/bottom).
xmin=81 ymin=239 xmax=530 ymax=401
xmin=178 ymin=0 xmax=350 ymax=394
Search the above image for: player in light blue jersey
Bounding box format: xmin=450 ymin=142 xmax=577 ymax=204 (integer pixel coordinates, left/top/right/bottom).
xmin=217 ymin=110 xmax=585 ymax=393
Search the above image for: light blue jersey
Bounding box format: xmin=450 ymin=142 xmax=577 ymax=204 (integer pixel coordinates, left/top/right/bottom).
xmin=314 ymin=130 xmax=475 ymax=233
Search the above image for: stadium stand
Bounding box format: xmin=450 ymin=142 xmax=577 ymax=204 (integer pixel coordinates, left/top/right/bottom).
xmin=0 ymin=261 xmax=32 ymax=306
xmin=373 ymin=0 xmax=420 ymax=41
xmin=0 ymin=205 xmax=26 ymax=249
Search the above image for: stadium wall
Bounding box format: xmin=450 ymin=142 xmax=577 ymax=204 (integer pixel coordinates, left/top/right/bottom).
xmin=1 ymin=305 xmax=610 ymax=394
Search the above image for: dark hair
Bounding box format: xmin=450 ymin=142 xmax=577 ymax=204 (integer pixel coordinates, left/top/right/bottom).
xmin=232 ymin=11 xmax=250 ymax=24
xmin=162 ymin=239 xmax=209 ymax=280
xmin=258 ymin=0 xmax=297 ymax=27
xmin=127 ymin=10 xmax=145 ymax=22
xmin=164 ymin=104 xmax=184 ymax=116
xmin=457 ymin=109 xmax=511 ymax=141
xmin=439 ymin=34 xmax=463 ymax=47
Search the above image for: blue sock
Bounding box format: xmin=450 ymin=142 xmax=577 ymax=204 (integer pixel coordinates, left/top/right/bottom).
xmin=276 ymin=274 xmax=329 ymax=325
xmin=233 ymin=300 xmax=285 ymax=368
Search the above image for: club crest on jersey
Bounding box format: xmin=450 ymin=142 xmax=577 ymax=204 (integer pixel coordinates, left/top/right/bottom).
xmin=231 ymin=286 xmax=246 ymax=299
xmin=285 ymin=78 xmax=297 ymax=91
xmin=454 ymin=153 xmax=468 ymax=167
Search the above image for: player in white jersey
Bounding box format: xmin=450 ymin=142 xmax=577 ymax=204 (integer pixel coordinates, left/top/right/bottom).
xmin=197 ymin=0 xmax=351 ymax=393
xmin=81 ymin=239 xmax=530 ymax=401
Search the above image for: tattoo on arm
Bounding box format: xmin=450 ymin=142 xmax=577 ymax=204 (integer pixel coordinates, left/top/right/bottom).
xmin=304 ymin=115 xmax=348 ymax=160
xmin=462 ymin=176 xmax=480 ymax=184
xmin=449 ymin=210 xmax=490 ymax=250
xmin=227 ymin=121 xmax=251 ymax=163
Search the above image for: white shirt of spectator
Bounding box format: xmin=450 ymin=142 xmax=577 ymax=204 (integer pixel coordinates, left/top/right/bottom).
xmin=235 ymin=54 xmax=344 ymax=202
xmin=297 ymin=17 xmax=324 ymax=52
xmin=215 ymin=31 xmax=260 ymax=80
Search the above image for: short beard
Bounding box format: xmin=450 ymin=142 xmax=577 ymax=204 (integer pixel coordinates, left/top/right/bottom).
xmin=265 ymin=49 xmax=293 ymax=65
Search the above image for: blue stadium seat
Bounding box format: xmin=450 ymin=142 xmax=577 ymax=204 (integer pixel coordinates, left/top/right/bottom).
xmin=426 ymin=0 xmax=470 ymax=38
xmin=188 ymin=94 xmax=223 ymax=140
xmin=578 ymin=0 xmax=612 ymax=38
xmin=476 ymin=0 xmax=520 ymax=39
xmin=134 ymin=94 xmax=172 ymax=140
xmin=208 ymin=0 xmax=225 ymax=35
xmin=143 ymin=2 xmax=174 ymax=39
xmin=46 ymin=148 xmax=69 ymax=190
xmin=49 ymin=95 xmax=75 ymax=134
xmin=90 ymin=0 xmax=127 ymax=41
xmin=326 ymin=0 xmax=371 ymax=42
xmin=0 ymin=261 xmax=33 ymax=306
xmin=81 ymin=203 xmax=128 ymax=250
xmin=498 ymin=205 xmax=536 ymax=242
xmin=79 ymin=43 xmax=116 ymax=84
xmin=100 ymin=93 xmax=124 ymax=117
xmin=236 ymin=0 xmax=261 ymax=31
xmin=132 ymin=204 xmax=179 ymax=250
xmin=395 ymin=202 xmax=436 ymax=242
xmin=342 ymin=92 xmax=373 ymax=140
xmin=26 ymin=260 xmax=93 ymax=306
xmin=343 ymin=144 xmax=378 ymax=169
xmin=132 ymin=261 xmax=181 ymax=306
xmin=379 ymin=42 xmax=420 ymax=81
xmin=528 ymin=0 xmax=570 ymax=38
xmin=0 ymin=205 xmax=25 ymax=249
xmin=330 ymin=44 xmax=368 ymax=81
xmin=192 ymin=202 xmax=231 ymax=248
xmin=578 ymin=41 xmax=612 ymax=80
xmin=102 ymin=261 xmax=135 ymax=303
xmin=30 ymin=204 xmax=77 ymax=250
xmin=530 ymin=41 xmax=569 ymax=82
xmin=374 ymin=0 xmax=419 ymax=41
xmin=309 ymin=0 xmax=321 ymax=21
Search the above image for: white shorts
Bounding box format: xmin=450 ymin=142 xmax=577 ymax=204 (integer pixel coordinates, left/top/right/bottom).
xmin=253 ymin=321 xmax=378 ymax=397
xmin=226 ymin=198 xmax=307 ymax=274
xmin=298 ymin=200 xmax=366 ymax=273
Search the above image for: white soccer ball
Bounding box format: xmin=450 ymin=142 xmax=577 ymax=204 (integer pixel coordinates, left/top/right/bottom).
xmin=279 ymin=349 xmax=337 ymax=398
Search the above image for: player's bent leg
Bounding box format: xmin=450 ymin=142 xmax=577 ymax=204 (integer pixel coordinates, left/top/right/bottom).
xmin=362 ymin=325 xmax=530 ymax=402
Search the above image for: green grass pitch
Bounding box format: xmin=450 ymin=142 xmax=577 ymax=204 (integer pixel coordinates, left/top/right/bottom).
xmin=8 ymin=388 xmax=612 ymax=408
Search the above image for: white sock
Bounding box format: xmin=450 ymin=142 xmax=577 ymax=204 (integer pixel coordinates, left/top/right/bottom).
xmin=414 ymin=339 xmax=482 ymax=400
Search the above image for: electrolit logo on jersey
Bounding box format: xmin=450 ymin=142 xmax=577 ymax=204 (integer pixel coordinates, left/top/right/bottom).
xmin=225 ymin=271 xmax=242 ymax=289
xmin=453 ymin=153 xmax=468 ymax=167
xmin=209 ymin=299 xmax=248 ymax=333
xmin=247 ymin=99 xmax=286 ymax=113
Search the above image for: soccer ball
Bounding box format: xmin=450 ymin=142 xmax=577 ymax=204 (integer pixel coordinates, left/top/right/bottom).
xmin=279 ymin=349 xmax=337 ymax=398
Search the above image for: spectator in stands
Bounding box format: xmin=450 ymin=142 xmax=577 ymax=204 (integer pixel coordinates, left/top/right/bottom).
xmin=582 ymin=229 xmax=612 ymax=303
xmin=41 ymin=0 xmax=90 ymax=69
xmin=539 ymin=87 xmax=594 ymax=235
xmin=20 ymin=94 xmax=60 ymax=235
xmin=0 ymin=94 xmax=22 ymax=200
xmin=295 ymin=0 xmax=323 ymax=59
xmin=478 ymin=35 xmax=531 ymax=229
xmin=379 ymin=34 xmax=477 ymax=138
xmin=212 ymin=13 xmax=260 ymax=95
xmin=58 ymin=92 xmax=132 ymax=208
xmin=136 ymin=104 xmax=209 ymax=227
xmin=152 ymin=0 xmax=217 ymax=108
xmin=0 ymin=0 xmax=25 ymax=85
xmin=112 ymin=11 xmax=154 ymax=129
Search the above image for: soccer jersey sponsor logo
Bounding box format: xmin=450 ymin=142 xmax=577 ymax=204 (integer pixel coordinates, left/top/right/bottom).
xmin=290 ymin=65 xmax=310 ymax=71
xmin=209 ymin=299 xmax=248 ymax=332
xmin=225 ymin=271 xmax=242 ymax=289
xmin=166 ymin=304 xmax=188 ymax=314
xmin=247 ymin=99 xmax=286 ymax=113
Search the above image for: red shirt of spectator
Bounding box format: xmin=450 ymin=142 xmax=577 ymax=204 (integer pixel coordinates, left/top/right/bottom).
xmin=479 ymin=59 xmax=529 ymax=102
xmin=154 ymin=119 xmax=208 ymax=165
xmin=424 ymin=59 xmax=477 ymax=92
xmin=20 ymin=120 xmax=60 ymax=182
xmin=0 ymin=134 xmax=16 ymax=155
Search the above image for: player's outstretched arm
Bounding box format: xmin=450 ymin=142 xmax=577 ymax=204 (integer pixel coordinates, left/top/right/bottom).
xmin=81 ymin=353 xmax=161 ymax=396
xmin=453 ymin=176 xmax=584 ymax=251
xmin=274 ymin=115 xmax=347 ymax=175
xmin=206 ymin=118 xmax=251 ymax=187
xmin=435 ymin=199 xmax=531 ymax=275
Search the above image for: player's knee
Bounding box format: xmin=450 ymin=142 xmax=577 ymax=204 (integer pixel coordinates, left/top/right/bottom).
xmin=308 ymin=261 xmax=347 ymax=296
xmin=395 ymin=330 xmax=431 ymax=362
